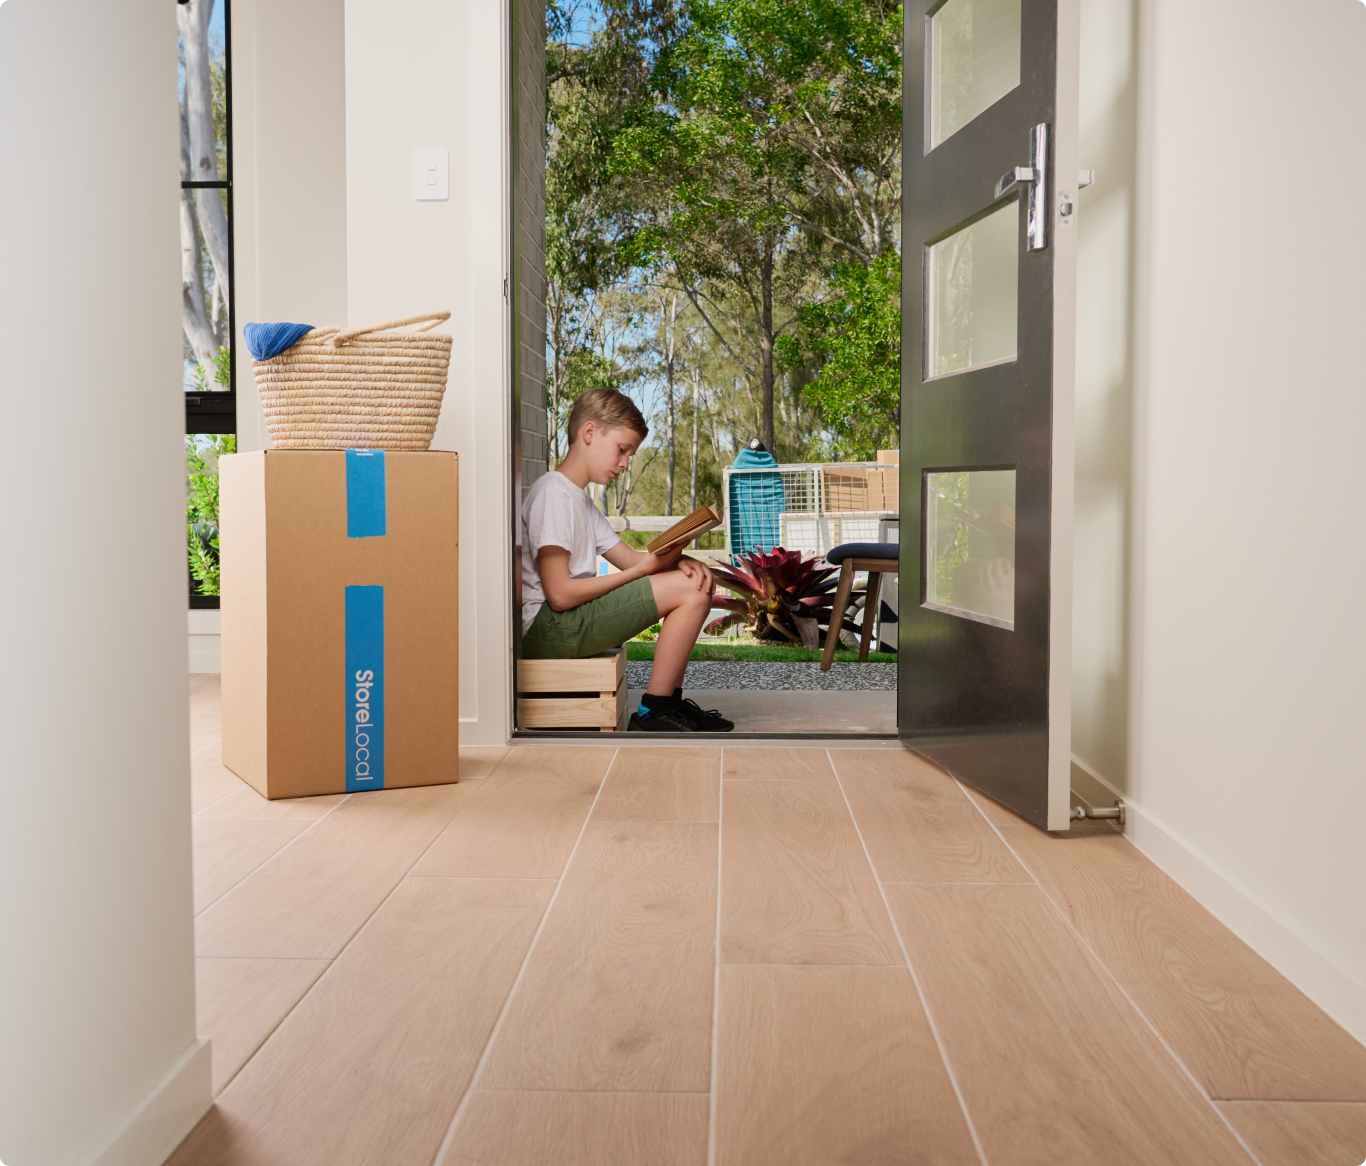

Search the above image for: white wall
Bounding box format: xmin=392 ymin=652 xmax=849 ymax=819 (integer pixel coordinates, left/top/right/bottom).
xmin=1072 ymin=0 xmax=1137 ymax=790
xmin=1074 ymin=0 xmax=1366 ymax=1044
xmin=345 ymin=0 xmax=512 ymax=745
xmin=0 ymin=1 xmax=210 ymax=1162
xmin=230 ymin=0 xmax=350 ymax=455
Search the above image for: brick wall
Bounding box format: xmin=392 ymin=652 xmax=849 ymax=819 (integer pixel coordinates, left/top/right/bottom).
xmin=514 ymin=0 xmax=548 ymax=499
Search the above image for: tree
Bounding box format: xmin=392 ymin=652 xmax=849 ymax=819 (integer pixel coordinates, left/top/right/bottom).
xmin=178 ymin=0 xmax=230 ymax=372
xmin=609 ymin=0 xmax=902 ymax=452
xmin=777 ymin=250 xmax=900 ymax=459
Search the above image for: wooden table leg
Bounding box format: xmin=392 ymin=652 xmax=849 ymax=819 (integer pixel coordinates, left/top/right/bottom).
xmin=859 ymin=570 xmax=883 ymax=661
xmin=820 ymin=559 xmax=857 ymax=671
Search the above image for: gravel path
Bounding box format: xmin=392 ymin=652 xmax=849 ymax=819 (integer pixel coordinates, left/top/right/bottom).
xmin=627 ymin=659 xmax=897 ymax=691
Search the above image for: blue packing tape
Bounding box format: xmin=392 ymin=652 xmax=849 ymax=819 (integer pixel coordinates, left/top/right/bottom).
xmin=345 ymin=586 xmax=384 ymax=792
xmin=345 ymin=449 xmax=386 ymax=538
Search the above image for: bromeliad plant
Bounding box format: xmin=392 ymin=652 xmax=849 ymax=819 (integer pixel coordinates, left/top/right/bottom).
xmin=706 ymin=548 xmax=865 ymax=649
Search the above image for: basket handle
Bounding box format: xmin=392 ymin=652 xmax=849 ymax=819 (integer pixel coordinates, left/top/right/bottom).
xmin=329 ymin=310 xmax=451 ymax=346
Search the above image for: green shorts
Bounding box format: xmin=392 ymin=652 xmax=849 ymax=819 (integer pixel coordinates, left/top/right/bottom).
xmin=522 ymin=575 xmax=659 ymax=659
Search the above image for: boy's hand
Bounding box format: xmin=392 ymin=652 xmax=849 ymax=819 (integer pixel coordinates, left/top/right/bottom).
xmin=639 ymin=546 xmax=683 ymax=576
xmin=678 ymin=555 xmax=715 ymax=596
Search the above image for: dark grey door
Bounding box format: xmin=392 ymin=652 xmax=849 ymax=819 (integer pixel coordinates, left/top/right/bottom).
xmin=899 ymin=0 xmax=1079 ymax=829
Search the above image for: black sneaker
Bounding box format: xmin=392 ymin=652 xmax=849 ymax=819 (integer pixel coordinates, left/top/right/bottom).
xmin=628 ymin=704 xmax=699 ymax=732
xmin=677 ymin=697 xmax=735 ymax=732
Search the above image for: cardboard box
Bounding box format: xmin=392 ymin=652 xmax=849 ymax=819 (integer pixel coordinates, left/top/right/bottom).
xmin=220 ymin=450 xmax=459 ymax=799
xmin=876 ymin=449 xmax=899 ymax=465
xmin=821 ymin=464 xmax=900 ymax=514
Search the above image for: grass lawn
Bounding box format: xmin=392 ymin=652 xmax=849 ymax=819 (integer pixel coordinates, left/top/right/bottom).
xmin=627 ymin=641 xmax=897 ymax=665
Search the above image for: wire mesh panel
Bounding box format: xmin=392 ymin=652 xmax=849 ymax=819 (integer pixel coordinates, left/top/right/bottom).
xmin=725 ymin=462 xmax=898 ymax=558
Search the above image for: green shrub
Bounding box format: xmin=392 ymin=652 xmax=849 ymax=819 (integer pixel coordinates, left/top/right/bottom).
xmin=187 ymin=433 xmax=235 ymax=595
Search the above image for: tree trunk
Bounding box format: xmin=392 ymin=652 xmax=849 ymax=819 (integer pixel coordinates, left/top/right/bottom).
xmin=181 ymin=191 xmax=218 ymax=369
xmin=689 ymin=363 xmax=700 ymax=512
xmin=178 ymin=0 xmax=231 ymax=309
xmin=759 ymin=234 xmax=776 ymax=453
xmin=664 ymin=293 xmax=678 ymax=516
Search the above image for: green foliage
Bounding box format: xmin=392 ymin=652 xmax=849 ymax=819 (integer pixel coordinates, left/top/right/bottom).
xmin=543 ymin=0 xmax=903 ymax=483
xmin=777 ymin=251 xmax=900 ymax=459
xmin=186 ymin=433 xmax=235 ymax=596
xmin=189 ymin=344 xmax=232 ymax=394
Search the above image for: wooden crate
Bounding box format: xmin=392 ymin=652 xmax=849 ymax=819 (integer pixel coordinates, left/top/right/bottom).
xmin=517 ymin=648 xmax=628 ymax=731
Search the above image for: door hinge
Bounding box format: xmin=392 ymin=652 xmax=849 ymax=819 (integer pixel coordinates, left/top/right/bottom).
xmin=502 ymin=274 xmax=509 ymax=301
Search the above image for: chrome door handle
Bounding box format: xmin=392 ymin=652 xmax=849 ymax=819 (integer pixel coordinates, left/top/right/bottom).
xmin=995 ymin=166 xmax=1037 ymax=199
xmin=993 ymin=123 xmax=1050 ymax=252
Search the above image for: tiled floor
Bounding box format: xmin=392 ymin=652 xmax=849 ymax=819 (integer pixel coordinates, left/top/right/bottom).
xmin=625 ymin=687 xmax=898 ymax=733
xmin=171 ymin=675 xmax=1366 ymax=1165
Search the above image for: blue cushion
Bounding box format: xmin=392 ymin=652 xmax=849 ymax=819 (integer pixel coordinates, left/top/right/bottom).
xmin=827 ymin=541 xmax=898 ymax=564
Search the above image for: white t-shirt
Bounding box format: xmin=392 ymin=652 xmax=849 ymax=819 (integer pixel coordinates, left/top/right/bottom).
xmin=520 ymin=470 xmax=621 ymax=628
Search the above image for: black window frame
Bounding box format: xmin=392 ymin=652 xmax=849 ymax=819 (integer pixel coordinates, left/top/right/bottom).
xmin=182 ymin=0 xmax=235 ymax=610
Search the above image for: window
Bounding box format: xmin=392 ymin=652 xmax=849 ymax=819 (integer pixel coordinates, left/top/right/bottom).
xmin=179 ymin=0 xmax=235 ymax=608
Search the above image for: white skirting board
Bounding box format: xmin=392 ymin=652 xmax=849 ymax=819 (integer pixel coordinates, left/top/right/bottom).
xmin=188 ymin=609 xmax=221 ymax=673
xmin=1071 ymin=757 xmax=1366 ymax=1048
xmin=80 ymin=1038 xmax=211 ymax=1166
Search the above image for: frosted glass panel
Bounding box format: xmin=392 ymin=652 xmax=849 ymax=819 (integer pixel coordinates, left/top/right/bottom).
xmin=926 ymin=202 xmax=1018 ymax=378
xmin=924 ymin=469 xmax=1016 ymax=630
xmin=929 ymin=0 xmax=1022 ymax=148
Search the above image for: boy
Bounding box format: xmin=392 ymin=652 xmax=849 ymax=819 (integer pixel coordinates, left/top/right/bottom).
xmin=520 ymin=387 xmax=734 ymax=733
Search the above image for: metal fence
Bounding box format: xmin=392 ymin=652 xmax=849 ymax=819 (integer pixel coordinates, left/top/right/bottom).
xmin=723 ymin=461 xmax=899 ymax=558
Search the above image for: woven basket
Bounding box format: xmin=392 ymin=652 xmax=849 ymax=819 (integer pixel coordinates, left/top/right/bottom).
xmin=253 ymin=310 xmax=453 ymax=450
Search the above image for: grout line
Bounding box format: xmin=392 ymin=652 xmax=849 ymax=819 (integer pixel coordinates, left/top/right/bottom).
xmin=429 ymin=747 xmax=621 ymax=1166
xmin=707 ymin=747 xmax=724 ymax=1166
xmin=405 ymin=875 xmax=560 ymax=882
xmin=879 ymin=880 xmax=1037 ymax=886
xmin=713 ymin=961 xmax=906 ymax=968
xmin=951 ymin=778 xmax=1265 ymax=1166
xmin=192 ymin=781 xmax=252 ymax=817
xmin=1210 ymin=1098 xmax=1366 ymax=1106
xmin=828 ymin=750 xmax=991 ymax=1166
xmin=466 ymin=1087 xmax=713 ymax=1095
xmin=192 ymin=795 xmax=353 ymax=920
xmin=210 ymin=959 xmax=334 ymax=1097
xmin=212 ymin=768 xmax=505 ymax=1092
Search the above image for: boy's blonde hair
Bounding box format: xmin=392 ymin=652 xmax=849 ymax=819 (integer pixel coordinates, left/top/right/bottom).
xmin=567 ymin=387 xmax=648 ymax=446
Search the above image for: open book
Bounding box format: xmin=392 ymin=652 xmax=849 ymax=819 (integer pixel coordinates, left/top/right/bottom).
xmin=646 ymin=504 xmax=722 ymax=554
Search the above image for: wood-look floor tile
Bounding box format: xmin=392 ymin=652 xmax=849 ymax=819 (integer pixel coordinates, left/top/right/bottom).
xmin=193 ymin=818 xmax=314 ymax=914
xmin=983 ymin=811 xmax=1366 ymax=1101
xmin=190 ymin=673 xmax=222 ymax=710
xmin=715 ymin=965 xmax=978 ymax=1166
xmin=168 ymin=879 xmax=554 ymax=1166
xmin=721 ymin=779 xmax=901 ymax=966
xmin=190 ymin=699 xmax=223 ymax=753
xmin=192 ymin=744 xmax=245 ymax=815
xmin=884 ymin=883 xmax=1254 ymax=1165
xmin=195 ymin=785 xmax=347 ymax=820
xmin=833 ymin=749 xmax=1030 ymax=884
xmin=196 ymin=957 xmax=329 ymax=1094
xmin=458 ymin=746 xmax=512 ymax=779
xmin=722 ymin=747 xmax=834 ymax=781
xmin=442 ymin=1092 xmax=709 ymax=1166
xmin=480 ymin=821 xmax=717 ymax=1092
xmin=592 ymin=748 xmax=718 ymax=822
xmin=1217 ymin=1101 xmax=1366 ymax=1165
xmin=194 ymin=782 xmax=470 ymax=959
xmin=411 ymin=747 xmax=613 ymax=880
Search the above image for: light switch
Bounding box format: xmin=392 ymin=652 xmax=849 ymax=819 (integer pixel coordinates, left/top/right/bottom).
xmin=413 ymin=148 xmax=449 ymax=201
